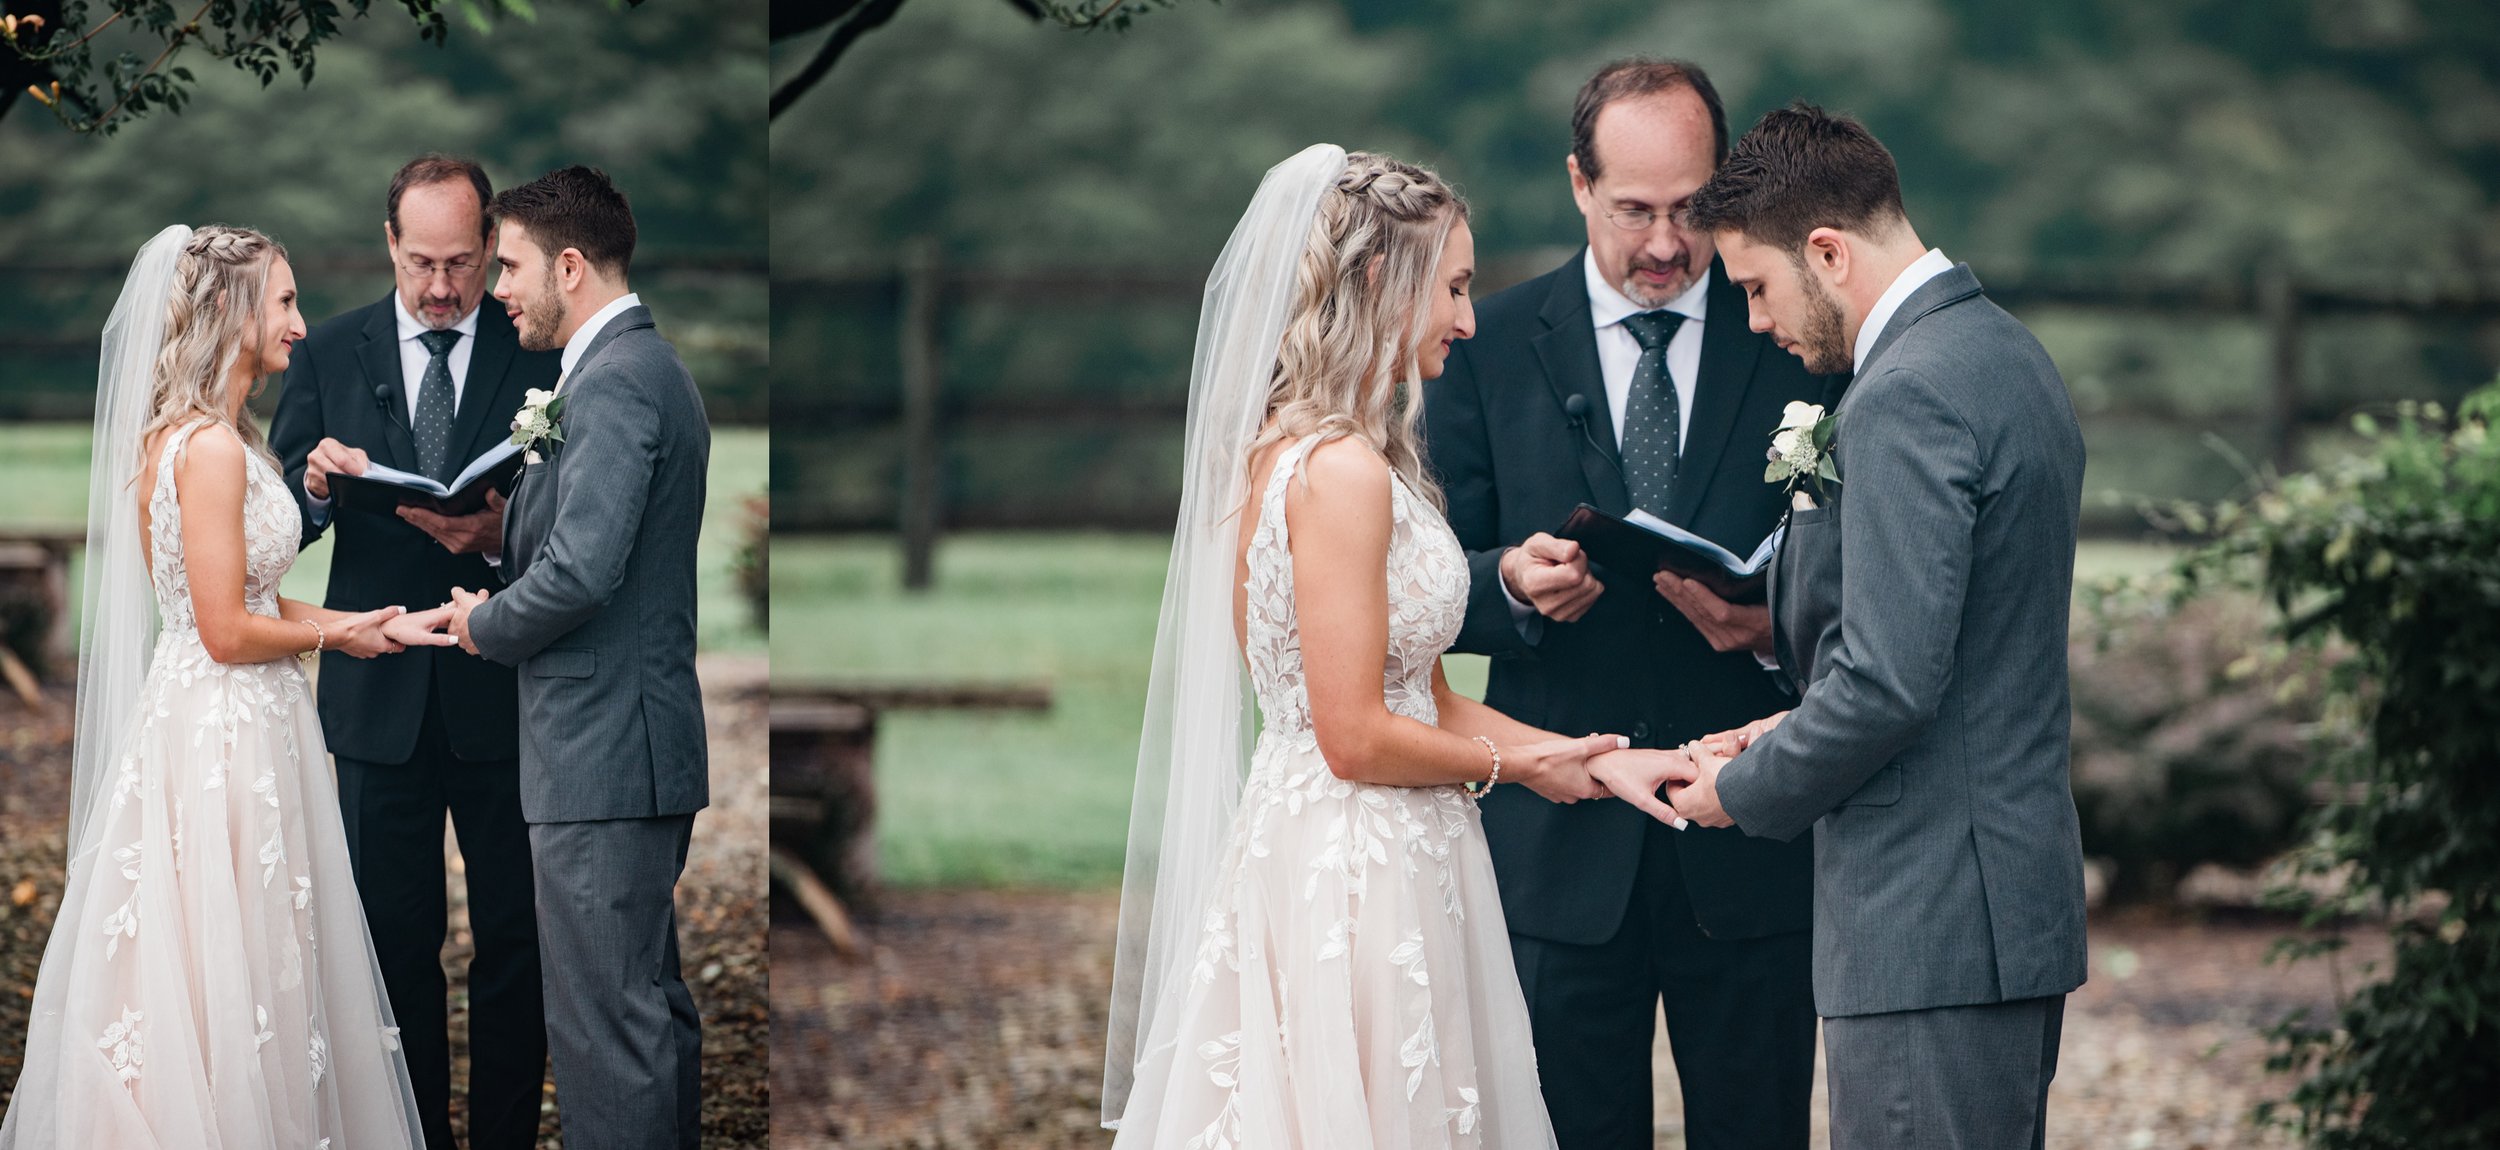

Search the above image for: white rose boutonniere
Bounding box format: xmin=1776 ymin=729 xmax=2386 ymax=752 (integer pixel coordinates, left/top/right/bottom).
xmin=1765 ymin=400 xmax=1839 ymax=509
xmin=510 ymin=387 xmax=565 ymax=465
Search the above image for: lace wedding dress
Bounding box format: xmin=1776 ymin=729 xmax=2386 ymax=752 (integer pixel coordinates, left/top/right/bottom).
xmin=0 ymin=419 xmax=421 ymax=1149
xmin=1111 ymin=434 xmax=1556 ymax=1149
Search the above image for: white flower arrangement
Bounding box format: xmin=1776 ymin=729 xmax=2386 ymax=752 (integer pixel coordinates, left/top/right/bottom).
xmin=1765 ymin=400 xmax=1840 ymax=506
xmin=510 ymin=387 xmax=566 ymax=465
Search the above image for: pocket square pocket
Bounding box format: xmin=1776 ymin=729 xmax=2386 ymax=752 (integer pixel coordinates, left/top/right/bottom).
xmin=1837 ymin=762 xmax=1903 ymax=807
xmin=531 ymin=648 xmax=597 ymax=679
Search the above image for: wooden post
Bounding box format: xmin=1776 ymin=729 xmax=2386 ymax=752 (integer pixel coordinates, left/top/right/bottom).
xmin=2261 ymin=266 xmax=2303 ymax=473
xmin=898 ymin=238 xmax=943 ymax=591
xmin=769 ymin=697 xmax=881 ymax=916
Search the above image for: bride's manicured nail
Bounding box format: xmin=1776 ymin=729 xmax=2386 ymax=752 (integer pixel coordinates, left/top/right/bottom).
xmin=1616 ymin=735 xmax=1630 ymax=749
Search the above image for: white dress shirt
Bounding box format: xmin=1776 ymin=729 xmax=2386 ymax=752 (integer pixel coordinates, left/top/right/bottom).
xmin=1853 ymin=248 xmax=1954 ymax=375
xmin=557 ymin=292 xmax=643 ymax=390
xmin=395 ymin=297 xmax=481 ymax=423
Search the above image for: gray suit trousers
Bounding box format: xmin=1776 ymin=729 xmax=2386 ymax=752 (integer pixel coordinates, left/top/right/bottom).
xmin=1824 ymin=994 xmax=2064 ymax=1150
xmin=530 ymin=814 xmax=703 ymax=1149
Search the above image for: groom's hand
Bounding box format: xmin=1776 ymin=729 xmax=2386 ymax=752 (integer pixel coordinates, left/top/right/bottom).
xmin=400 ymin=490 xmax=507 ymax=555
xmin=447 ymin=587 xmax=489 ymax=655
xmin=1500 ymin=533 xmax=1604 ymax=622
xmin=1652 ymin=573 xmax=1773 ymax=655
xmin=1664 ymin=744 xmax=1736 ymax=829
xmin=1696 ymin=710 xmax=1791 ymax=758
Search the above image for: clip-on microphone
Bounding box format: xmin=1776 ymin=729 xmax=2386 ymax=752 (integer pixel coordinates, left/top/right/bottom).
xmin=1562 ymin=393 xmax=1626 ymax=483
xmin=372 ymin=382 xmax=413 ymax=434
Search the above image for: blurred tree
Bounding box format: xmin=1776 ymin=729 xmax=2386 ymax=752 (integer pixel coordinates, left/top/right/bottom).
xmin=768 ymin=0 xmax=1203 ymax=120
xmin=0 ymin=0 xmax=768 ymax=419
xmin=0 ymin=0 xmax=625 ymax=137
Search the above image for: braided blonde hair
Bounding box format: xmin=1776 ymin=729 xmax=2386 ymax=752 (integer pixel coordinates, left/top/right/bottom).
xmin=1247 ymin=151 xmax=1468 ymax=511
xmin=136 ymin=225 xmax=288 ymax=474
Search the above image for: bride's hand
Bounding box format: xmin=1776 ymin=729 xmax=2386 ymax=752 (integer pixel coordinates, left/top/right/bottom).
xmin=1504 ymin=733 xmax=1626 ymax=804
xmin=381 ymin=604 xmax=461 ymax=649
xmin=326 ymin=606 xmax=409 ymax=659
xmin=1588 ymin=747 xmax=1699 ymax=827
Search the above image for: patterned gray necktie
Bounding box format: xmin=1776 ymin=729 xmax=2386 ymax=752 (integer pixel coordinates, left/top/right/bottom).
xmin=413 ymin=328 xmax=462 ymax=482
xmin=1618 ymin=310 xmax=1686 ymax=515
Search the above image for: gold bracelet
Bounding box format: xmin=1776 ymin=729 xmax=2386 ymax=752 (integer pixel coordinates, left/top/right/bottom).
xmin=303 ymin=617 xmax=325 ymax=656
xmin=1463 ymin=736 xmax=1502 ymax=795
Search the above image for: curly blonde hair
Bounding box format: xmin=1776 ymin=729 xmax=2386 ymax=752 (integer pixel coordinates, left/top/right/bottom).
xmin=137 ymin=225 xmax=288 ymax=472
xmin=1247 ymin=151 xmax=1468 ymax=510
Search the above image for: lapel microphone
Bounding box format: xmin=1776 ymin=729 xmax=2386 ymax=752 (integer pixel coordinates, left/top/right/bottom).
xmin=372 ymin=381 xmax=413 ymax=434
xmin=1562 ymin=393 xmax=1626 ymax=483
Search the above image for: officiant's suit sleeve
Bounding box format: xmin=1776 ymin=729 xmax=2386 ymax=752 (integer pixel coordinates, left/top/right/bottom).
xmin=1716 ymin=366 xmax=1980 ymax=842
xmin=468 ymin=365 xmax=658 ymax=664
xmin=1424 ymin=338 xmax=1538 ymax=655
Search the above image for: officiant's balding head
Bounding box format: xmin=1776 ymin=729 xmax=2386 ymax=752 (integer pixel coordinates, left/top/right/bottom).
xmin=384 ymin=154 xmax=495 ymax=331
xmin=1567 ymin=58 xmax=1728 ymax=309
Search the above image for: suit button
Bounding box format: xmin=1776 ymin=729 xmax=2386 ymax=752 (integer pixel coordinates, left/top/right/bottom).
xmin=1631 ymin=722 xmax=1652 ymax=742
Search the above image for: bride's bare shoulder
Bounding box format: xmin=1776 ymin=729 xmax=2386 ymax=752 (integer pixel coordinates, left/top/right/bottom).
xmin=1299 ymin=435 xmax=1390 ymax=491
xmin=163 ymin=421 xmax=247 ymax=494
xmin=1283 ymin=436 xmax=1391 ymax=530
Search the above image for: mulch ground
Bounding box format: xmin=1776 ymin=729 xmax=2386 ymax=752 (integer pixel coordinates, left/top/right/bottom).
xmin=0 ymin=652 xmax=770 ymax=1148
xmin=769 ymin=890 xmax=2387 ymax=1149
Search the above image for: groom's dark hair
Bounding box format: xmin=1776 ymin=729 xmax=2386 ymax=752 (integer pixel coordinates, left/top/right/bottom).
xmin=1572 ymin=58 xmax=1728 ymax=179
xmin=491 ymin=165 xmax=637 ymax=278
xmin=1685 ymin=101 xmax=1906 ymax=253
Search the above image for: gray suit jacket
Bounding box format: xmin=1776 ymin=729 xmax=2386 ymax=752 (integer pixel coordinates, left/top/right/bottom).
xmin=468 ymin=304 xmax=711 ymax=824
xmin=1716 ymin=265 xmax=2089 ymax=1018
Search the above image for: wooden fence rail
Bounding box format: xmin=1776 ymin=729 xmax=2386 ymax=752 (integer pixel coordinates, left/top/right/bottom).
xmin=779 ymin=249 xmax=2500 ymax=584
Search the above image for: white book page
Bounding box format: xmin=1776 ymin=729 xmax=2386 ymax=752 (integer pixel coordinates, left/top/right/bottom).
xmin=449 ymin=439 xmax=522 ymax=491
xmin=352 ymin=461 xmax=449 ymax=496
xmin=1622 ymin=508 xmax=1748 ymax=572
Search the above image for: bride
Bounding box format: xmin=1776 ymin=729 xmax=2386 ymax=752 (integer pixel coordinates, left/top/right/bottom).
xmin=1102 ymin=147 xmax=1670 ymax=1148
xmin=0 ymin=225 xmax=446 ymax=1148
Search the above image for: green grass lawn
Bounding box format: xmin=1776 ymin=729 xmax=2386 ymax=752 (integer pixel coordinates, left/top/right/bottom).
xmin=0 ymin=421 xmax=766 ymax=653
xmin=773 ymin=533 xmax=2180 ymax=890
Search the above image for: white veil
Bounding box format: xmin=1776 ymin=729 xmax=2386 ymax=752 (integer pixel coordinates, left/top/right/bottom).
xmin=67 ymin=223 xmax=188 ymax=866
xmin=1101 ymin=143 xmax=1344 ymax=1127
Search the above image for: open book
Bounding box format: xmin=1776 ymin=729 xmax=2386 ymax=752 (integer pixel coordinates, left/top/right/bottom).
xmin=1555 ymin=503 xmax=1784 ymax=604
xmin=329 ymin=439 xmax=525 ymax=517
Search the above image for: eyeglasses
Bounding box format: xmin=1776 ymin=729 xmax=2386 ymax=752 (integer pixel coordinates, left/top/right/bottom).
xmin=1603 ymin=204 xmax=1696 ymax=233
xmin=396 ymin=256 xmax=486 ymax=283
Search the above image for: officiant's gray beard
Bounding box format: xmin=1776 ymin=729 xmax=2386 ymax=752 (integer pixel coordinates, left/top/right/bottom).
xmin=516 ymin=265 xmax=568 ymax=352
xmin=1617 ymin=252 xmax=1699 ymax=309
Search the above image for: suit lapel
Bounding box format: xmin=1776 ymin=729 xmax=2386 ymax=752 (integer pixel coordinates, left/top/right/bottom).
xmin=448 ymin=305 xmax=521 ymax=467
xmin=1660 ymin=260 xmax=1762 ymax=527
xmin=1529 ymin=259 xmax=1630 ymax=517
xmin=355 ymin=298 xmax=419 ymax=472
xmin=1858 ymin=264 xmax=1984 ymax=377
xmin=506 ymin=305 xmax=654 ymax=572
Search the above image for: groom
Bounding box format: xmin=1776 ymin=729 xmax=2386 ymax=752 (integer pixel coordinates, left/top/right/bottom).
xmin=1656 ymin=104 xmax=2090 ymax=1147
xmin=445 ymin=166 xmax=711 ymax=1150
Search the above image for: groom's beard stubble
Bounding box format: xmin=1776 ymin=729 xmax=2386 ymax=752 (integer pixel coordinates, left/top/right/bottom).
xmin=517 ymin=265 xmax=568 ymax=352
xmin=1796 ymin=274 xmax=1852 ymax=376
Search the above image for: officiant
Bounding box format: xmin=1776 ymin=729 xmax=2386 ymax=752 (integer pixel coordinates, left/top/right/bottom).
xmin=1422 ymin=60 xmax=1843 ymax=1150
xmin=271 ymin=154 xmax=559 ymax=1150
